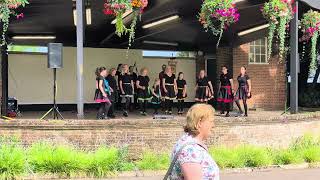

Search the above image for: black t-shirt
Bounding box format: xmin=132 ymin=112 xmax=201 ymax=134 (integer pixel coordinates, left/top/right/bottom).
xmin=164 ymin=74 xmax=176 ymax=84
xmin=177 ymin=79 xmax=186 ymax=89
xmin=131 ymin=72 xmax=137 ymax=82
xmin=119 ymin=73 xmax=132 ymax=84
xmin=106 ymin=75 xmax=117 ymax=90
xmin=197 ymin=77 xmax=210 ymax=86
xmin=137 ymin=75 xmax=150 ymax=87
xmin=220 ymin=73 xmax=232 ymax=86
xmin=96 ymin=76 xmax=104 ymax=89
xmin=237 ymin=74 xmax=250 ymax=86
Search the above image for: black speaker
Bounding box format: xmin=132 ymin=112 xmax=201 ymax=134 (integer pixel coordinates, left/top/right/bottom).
xmin=48 ymin=43 xmax=63 ymax=68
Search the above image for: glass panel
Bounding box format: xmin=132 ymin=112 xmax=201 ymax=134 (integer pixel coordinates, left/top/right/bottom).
xmin=255 ymin=55 xmax=260 ymax=63
xmin=249 ymin=53 xmax=254 ymax=62
xmin=261 ymin=55 xmax=266 ymax=63
xmin=255 ymin=46 xmax=261 ymax=54
xmin=255 ymin=39 xmax=261 ymax=45
xmin=262 ymin=45 xmax=267 ymax=54
xmin=250 ymin=41 xmax=254 ymax=45
xmin=261 ymin=38 xmax=265 ymax=45
xmin=250 ymin=46 xmax=255 ymax=54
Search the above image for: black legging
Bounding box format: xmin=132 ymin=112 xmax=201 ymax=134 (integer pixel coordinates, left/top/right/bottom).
xmin=221 ymin=102 xmax=231 ymax=114
xmin=139 ymin=100 xmax=147 ymax=112
xmin=177 ymin=100 xmax=184 ymax=112
xmin=123 ymin=97 xmax=131 ymax=112
xmin=165 ymin=99 xmax=173 ymax=112
xmin=107 ymin=101 xmax=115 ymax=116
xmin=97 ymin=102 xmax=111 ymax=119
xmin=235 ymin=99 xmax=248 ymax=115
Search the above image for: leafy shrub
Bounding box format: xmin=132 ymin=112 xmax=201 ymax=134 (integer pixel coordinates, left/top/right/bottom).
xmin=235 ymin=145 xmax=273 ymax=167
xmin=27 ymin=142 xmax=82 ymax=176
xmin=209 ymin=147 xmax=245 ymax=169
xmin=0 ymin=143 xmax=26 ymax=179
xmin=302 ymin=146 xmax=320 ymax=163
xmin=272 ymin=149 xmax=304 ymax=165
xmin=85 ymin=146 xmax=123 ymax=177
xmin=136 ymin=150 xmax=170 ymax=170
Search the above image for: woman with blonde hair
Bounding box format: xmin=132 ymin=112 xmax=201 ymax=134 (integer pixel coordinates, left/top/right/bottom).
xmin=163 ymin=66 xmax=177 ymax=115
xmin=165 ymin=104 xmax=220 ymax=180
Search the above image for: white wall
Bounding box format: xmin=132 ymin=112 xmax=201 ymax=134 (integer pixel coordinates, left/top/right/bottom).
xmin=8 ymin=47 xmax=196 ymax=104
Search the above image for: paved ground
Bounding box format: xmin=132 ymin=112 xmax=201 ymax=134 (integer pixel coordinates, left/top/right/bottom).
xmin=107 ymin=168 xmax=320 ymax=180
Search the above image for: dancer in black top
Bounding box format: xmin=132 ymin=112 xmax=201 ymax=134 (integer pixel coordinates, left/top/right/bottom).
xmin=217 ymin=66 xmax=234 ymax=117
xmin=94 ymin=67 xmax=111 ymax=120
xmin=136 ymin=67 xmax=152 ymax=115
xmin=234 ymin=66 xmax=252 ymax=117
xmin=106 ymin=68 xmax=118 ymax=118
xmin=163 ymin=66 xmax=177 ymax=115
xmin=119 ymin=64 xmax=134 ymax=117
xmin=176 ymin=72 xmax=187 ymax=115
xmin=151 ymin=78 xmax=161 ymax=115
xmin=129 ymin=65 xmax=138 ymax=111
xmin=159 ymin=64 xmax=167 ymax=111
xmin=195 ymin=70 xmax=214 ymax=103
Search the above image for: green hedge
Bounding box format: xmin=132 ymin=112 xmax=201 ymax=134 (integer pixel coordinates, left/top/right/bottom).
xmin=0 ymin=134 xmax=319 ymax=179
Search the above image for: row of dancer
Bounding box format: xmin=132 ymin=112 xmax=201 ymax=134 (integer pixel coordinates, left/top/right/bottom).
xmin=93 ymin=64 xmax=251 ymax=119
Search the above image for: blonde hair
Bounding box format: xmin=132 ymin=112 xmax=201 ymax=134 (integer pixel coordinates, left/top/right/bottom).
xmin=121 ymin=64 xmax=129 ymax=75
xmin=184 ymin=104 xmax=215 ymax=136
xmin=140 ymin=67 xmax=148 ymax=74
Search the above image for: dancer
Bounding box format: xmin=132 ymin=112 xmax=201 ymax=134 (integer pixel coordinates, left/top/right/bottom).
xmin=217 ymin=66 xmax=234 ymax=117
xmin=176 ymin=72 xmax=187 ymax=115
xmin=136 ymin=67 xmax=152 ymax=115
xmin=159 ymin=64 xmax=167 ymax=111
xmin=119 ymin=64 xmax=134 ymax=117
xmin=106 ymin=68 xmax=118 ymax=118
xmin=151 ymin=78 xmax=161 ymax=115
xmin=234 ymin=66 xmax=252 ymax=117
xmin=163 ymin=66 xmax=177 ymax=115
xmin=195 ymin=70 xmax=214 ymax=103
xmin=94 ymin=67 xmax=111 ymax=120
xmin=129 ymin=65 xmax=138 ymax=111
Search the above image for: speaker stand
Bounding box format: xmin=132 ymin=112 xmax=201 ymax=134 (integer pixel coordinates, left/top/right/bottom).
xmin=40 ymin=68 xmax=64 ymax=120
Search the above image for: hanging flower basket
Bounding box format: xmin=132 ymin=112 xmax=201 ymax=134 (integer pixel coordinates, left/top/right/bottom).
xmin=103 ymin=0 xmax=148 ymax=47
xmin=0 ymin=0 xmax=28 ymax=46
xmin=199 ymin=0 xmax=239 ymax=48
xmin=300 ymin=10 xmax=320 ymax=73
xmin=261 ymin=0 xmax=295 ymax=62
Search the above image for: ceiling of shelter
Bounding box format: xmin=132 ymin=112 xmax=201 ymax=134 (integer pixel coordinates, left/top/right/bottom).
xmin=7 ymin=0 xmax=320 ymax=52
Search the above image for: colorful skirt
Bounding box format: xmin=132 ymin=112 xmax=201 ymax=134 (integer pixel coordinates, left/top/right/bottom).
xmin=195 ymin=86 xmax=212 ymax=102
xmin=217 ymin=86 xmax=233 ymax=103
xmin=177 ymin=88 xmax=187 ymax=100
xmin=94 ymin=89 xmax=110 ymax=103
xmin=120 ymin=83 xmax=133 ymax=97
xmin=234 ymin=85 xmax=251 ymax=100
xmin=165 ymin=84 xmax=176 ymax=100
xmin=137 ymin=87 xmax=152 ymax=101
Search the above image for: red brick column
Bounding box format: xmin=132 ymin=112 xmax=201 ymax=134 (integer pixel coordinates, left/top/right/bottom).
xmin=233 ymin=44 xmax=286 ymax=110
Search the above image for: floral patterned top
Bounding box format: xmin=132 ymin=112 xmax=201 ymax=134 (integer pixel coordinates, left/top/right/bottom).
xmin=170 ymin=133 xmax=220 ymax=180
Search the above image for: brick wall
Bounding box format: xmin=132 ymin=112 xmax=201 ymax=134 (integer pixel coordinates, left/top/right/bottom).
xmin=233 ymin=44 xmax=286 ymax=110
xmin=0 ymin=119 xmax=319 ymax=158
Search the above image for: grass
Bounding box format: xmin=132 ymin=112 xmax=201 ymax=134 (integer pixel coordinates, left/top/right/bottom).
xmin=0 ymin=134 xmax=320 ymax=178
xmin=136 ymin=150 xmax=170 ymax=170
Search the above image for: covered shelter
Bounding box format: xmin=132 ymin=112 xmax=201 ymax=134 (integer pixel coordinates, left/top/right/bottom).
xmin=1 ymin=0 xmax=320 ymax=118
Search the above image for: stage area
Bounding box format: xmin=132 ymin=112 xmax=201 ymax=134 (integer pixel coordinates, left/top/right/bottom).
xmin=1 ymin=110 xmax=320 ymax=158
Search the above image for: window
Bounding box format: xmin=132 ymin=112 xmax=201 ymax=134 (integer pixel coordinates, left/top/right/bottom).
xmin=7 ymin=45 xmax=48 ymax=54
xmin=248 ymin=38 xmax=267 ymax=64
xmin=143 ymin=50 xmax=196 ymax=58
